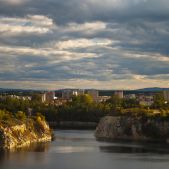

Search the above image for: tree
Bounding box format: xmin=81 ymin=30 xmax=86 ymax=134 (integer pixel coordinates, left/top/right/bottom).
xmin=31 ymin=94 xmax=42 ymax=102
xmin=106 ymin=95 xmax=122 ymax=110
xmin=122 ymin=98 xmax=139 ymax=108
xmin=72 ymin=94 xmax=93 ymax=105
xmin=152 ymin=93 xmax=165 ymax=108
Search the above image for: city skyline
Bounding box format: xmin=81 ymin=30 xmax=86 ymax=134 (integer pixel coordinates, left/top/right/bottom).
xmin=0 ymin=0 xmax=169 ymax=89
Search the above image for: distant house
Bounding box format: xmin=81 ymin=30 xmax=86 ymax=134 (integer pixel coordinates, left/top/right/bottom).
xmin=98 ymin=96 xmax=111 ymax=102
xmin=0 ymin=94 xmax=32 ymax=101
xmin=124 ymin=94 xmax=136 ymax=99
xmin=137 ymin=95 xmax=154 ymax=106
xmin=54 ymin=98 xmax=68 ymax=106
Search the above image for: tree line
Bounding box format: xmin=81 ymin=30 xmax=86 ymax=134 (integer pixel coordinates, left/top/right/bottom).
xmin=0 ymin=92 xmax=169 ymax=123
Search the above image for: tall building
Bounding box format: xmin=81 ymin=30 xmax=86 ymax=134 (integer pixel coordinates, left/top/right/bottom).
xmin=62 ymin=89 xmax=84 ymax=100
xmin=114 ymin=90 xmax=124 ymax=99
xmin=42 ymin=91 xmax=55 ymax=103
xmin=163 ymin=90 xmax=169 ymax=101
xmin=87 ymin=90 xmax=99 ymax=102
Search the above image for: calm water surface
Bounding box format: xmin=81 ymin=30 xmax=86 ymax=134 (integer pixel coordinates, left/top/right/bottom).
xmin=0 ymin=130 xmax=169 ymax=169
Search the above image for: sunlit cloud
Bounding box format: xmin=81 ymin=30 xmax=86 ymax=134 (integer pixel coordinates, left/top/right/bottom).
xmin=0 ymin=15 xmax=54 ymax=36
xmin=55 ymin=38 xmax=112 ymax=49
xmin=0 ymin=0 xmax=29 ymax=5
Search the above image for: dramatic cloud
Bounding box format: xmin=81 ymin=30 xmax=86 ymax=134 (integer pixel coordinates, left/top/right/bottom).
xmin=0 ymin=0 xmax=169 ymax=89
xmin=0 ymin=15 xmax=54 ymax=36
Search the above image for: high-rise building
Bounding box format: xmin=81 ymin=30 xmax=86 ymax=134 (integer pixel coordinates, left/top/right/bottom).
xmin=114 ymin=90 xmax=124 ymax=99
xmin=42 ymin=91 xmax=55 ymax=103
xmin=87 ymin=90 xmax=99 ymax=102
xmin=163 ymin=90 xmax=169 ymax=101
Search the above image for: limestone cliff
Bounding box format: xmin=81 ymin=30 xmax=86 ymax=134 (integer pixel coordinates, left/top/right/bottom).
xmin=0 ymin=119 xmax=52 ymax=150
xmin=95 ymin=116 xmax=169 ymax=143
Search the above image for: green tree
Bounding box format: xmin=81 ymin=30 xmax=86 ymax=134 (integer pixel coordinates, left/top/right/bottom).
xmin=72 ymin=94 xmax=93 ymax=105
xmin=31 ymin=94 xmax=42 ymax=102
xmin=106 ymin=95 xmax=122 ymax=110
xmin=152 ymin=93 xmax=165 ymax=108
xmin=122 ymin=98 xmax=139 ymax=108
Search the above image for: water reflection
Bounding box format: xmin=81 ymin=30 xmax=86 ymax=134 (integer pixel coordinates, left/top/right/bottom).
xmin=50 ymin=146 xmax=95 ymax=154
xmin=18 ymin=142 xmax=50 ymax=152
xmin=11 ymin=142 xmax=50 ymax=153
xmin=0 ymin=142 xmax=50 ymax=164
xmin=0 ymin=130 xmax=169 ymax=169
xmin=99 ymin=144 xmax=169 ymax=154
xmin=0 ymin=150 xmax=6 ymax=162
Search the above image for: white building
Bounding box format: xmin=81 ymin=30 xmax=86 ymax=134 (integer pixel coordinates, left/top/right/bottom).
xmin=98 ymin=96 xmax=111 ymax=102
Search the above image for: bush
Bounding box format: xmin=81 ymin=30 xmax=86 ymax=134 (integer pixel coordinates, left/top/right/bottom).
xmin=15 ymin=111 xmax=26 ymax=121
xmin=36 ymin=112 xmax=45 ymax=121
xmin=0 ymin=110 xmax=6 ymax=120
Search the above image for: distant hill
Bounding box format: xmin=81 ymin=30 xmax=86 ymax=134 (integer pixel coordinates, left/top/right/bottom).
xmin=0 ymin=87 xmax=169 ymax=96
xmin=99 ymin=87 xmax=169 ymax=96
xmin=0 ymin=88 xmax=37 ymax=92
xmin=136 ymin=87 xmax=169 ymax=92
xmin=0 ymin=88 xmax=44 ymax=95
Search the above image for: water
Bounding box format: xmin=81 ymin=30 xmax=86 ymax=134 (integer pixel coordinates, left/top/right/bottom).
xmin=0 ymin=130 xmax=169 ymax=169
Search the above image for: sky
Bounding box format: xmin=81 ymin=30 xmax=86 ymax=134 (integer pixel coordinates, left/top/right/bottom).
xmin=0 ymin=0 xmax=169 ymax=90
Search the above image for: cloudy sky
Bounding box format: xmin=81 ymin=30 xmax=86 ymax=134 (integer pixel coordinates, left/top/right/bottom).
xmin=0 ymin=0 xmax=169 ymax=89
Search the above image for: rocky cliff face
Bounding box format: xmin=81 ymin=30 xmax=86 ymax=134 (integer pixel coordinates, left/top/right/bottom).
xmin=0 ymin=119 xmax=52 ymax=150
xmin=95 ymin=116 xmax=169 ymax=143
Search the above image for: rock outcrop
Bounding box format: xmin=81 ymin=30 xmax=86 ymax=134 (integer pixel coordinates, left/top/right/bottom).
xmin=95 ymin=116 xmax=169 ymax=143
xmin=0 ymin=119 xmax=52 ymax=150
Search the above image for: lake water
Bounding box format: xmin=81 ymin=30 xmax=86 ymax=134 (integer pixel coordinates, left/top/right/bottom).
xmin=1 ymin=130 xmax=169 ymax=169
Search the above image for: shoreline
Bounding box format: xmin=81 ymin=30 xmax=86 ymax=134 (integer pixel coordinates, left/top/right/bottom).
xmin=48 ymin=121 xmax=97 ymax=130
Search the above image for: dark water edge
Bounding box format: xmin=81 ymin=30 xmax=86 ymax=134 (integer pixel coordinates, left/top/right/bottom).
xmin=99 ymin=142 xmax=169 ymax=154
xmin=48 ymin=121 xmax=97 ymax=130
xmin=0 ymin=130 xmax=169 ymax=169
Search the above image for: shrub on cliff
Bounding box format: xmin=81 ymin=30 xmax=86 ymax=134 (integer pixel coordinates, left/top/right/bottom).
xmin=15 ymin=111 xmax=26 ymax=121
xmin=34 ymin=113 xmax=49 ymax=133
xmin=0 ymin=110 xmax=13 ymax=121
